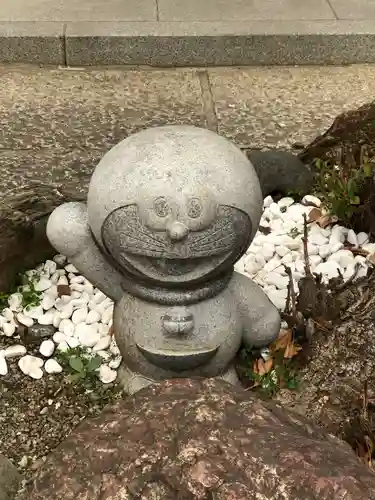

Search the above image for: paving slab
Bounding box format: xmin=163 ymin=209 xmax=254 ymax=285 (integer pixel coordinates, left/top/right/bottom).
xmin=63 ymin=20 xmax=375 ymax=67
xmin=0 ymin=67 xmax=205 ymax=153
xmin=0 ymin=22 xmax=64 ymax=65
xmin=330 ymin=0 xmax=375 ymax=19
xmin=0 ymin=0 xmax=375 ymax=65
xmin=158 ymin=0 xmax=336 ymax=21
xmin=209 ymin=65 xmax=375 ymax=149
xmin=0 ymin=0 xmax=157 ymax=22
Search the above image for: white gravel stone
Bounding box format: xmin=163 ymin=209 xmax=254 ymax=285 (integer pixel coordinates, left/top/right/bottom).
xmin=70 ymin=275 xmax=85 ymax=284
xmin=8 ymin=293 xmax=23 ymax=311
xmin=76 ymin=323 xmax=100 ymax=347
xmin=4 ymin=345 xmax=27 ymax=358
xmin=66 ymin=336 xmax=80 ymax=348
xmin=57 ymin=276 xmax=69 ymax=286
xmin=264 ymin=272 xmax=289 ymax=290
xmin=60 ymin=303 xmax=73 ymax=319
xmin=53 ymin=332 xmax=67 ymax=343
xmin=109 ymin=357 xmax=122 ymax=369
xmin=278 ymin=197 xmax=294 ymax=209
xmin=39 ymin=340 xmax=55 ymax=357
xmin=99 ymin=365 xmax=117 ymax=384
xmin=2 ymin=308 xmax=14 ymax=321
xmin=315 ymin=261 xmax=341 ymax=279
xmin=53 ymin=254 xmax=67 ymax=266
xmin=70 ymin=299 xmax=87 ymax=310
xmin=54 ymin=296 xmax=71 ymax=311
xmin=302 ymin=194 xmax=322 ymax=207
xmin=50 ymin=272 xmax=60 ymax=285
xmin=347 ymin=229 xmax=358 ymax=246
xmin=328 ymin=249 xmax=355 ymax=268
xmin=24 ymin=305 xmax=44 ymax=319
xmin=86 ymin=309 xmax=101 ymax=324
xmin=45 ymin=358 xmax=63 ymax=374
xmin=93 ymin=335 xmax=112 ymax=352
xmin=41 ymin=294 xmax=56 ymax=311
xmin=307 ymin=243 xmax=319 ymax=256
xmin=101 ymin=305 xmax=114 ymax=325
xmin=56 ymin=340 xmax=69 ymax=352
xmin=263 ymin=195 xmax=273 ymax=208
xmin=44 ymin=260 xmax=57 ymax=275
xmin=3 ymin=323 xmax=16 ymax=337
xmin=330 ymin=226 xmax=347 ymax=245
xmin=59 ymin=319 xmax=75 ymax=337
xmin=318 ymin=244 xmax=331 ymax=259
xmin=308 ymin=232 xmax=329 ymax=246
xmin=357 ymin=232 xmax=369 ymax=246
xmin=72 ymin=307 xmax=88 ymax=325
xmin=52 ymin=310 xmax=62 ymax=328
xmin=16 ymin=313 xmax=33 ymax=327
xmin=38 ymin=309 xmax=55 ymax=326
xmin=34 ymin=278 xmax=52 ymax=292
xmin=65 ymin=263 xmax=79 ymax=273
xmin=18 ymin=355 xmax=44 ymax=379
xmin=0 ymin=356 xmax=7 ymax=375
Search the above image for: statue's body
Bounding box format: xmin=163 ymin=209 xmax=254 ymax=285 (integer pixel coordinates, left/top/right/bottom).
xmin=47 ymin=125 xmax=280 ymax=394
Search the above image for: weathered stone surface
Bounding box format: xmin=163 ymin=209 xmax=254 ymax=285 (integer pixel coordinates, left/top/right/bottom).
xmin=0 ymin=67 xmax=205 ymax=152
xmin=0 ymin=454 xmax=20 ymax=500
xmin=299 ymin=100 xmax=375 ymax=164
xmin=209 ymin=66 xmax=375 ymax=149
xmin=247 ymin=149 xmax=314 ymax=196
xmin=19 ymin=378 xmax=375 ymax=500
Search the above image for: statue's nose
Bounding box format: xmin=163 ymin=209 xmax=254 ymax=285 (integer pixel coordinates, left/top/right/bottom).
xmin=166 ymin=221 xmax=189 ymax=241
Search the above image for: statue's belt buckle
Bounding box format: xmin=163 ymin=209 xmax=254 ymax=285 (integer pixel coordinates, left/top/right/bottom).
xmin=162 ymin=312 xmax=194 ymax=335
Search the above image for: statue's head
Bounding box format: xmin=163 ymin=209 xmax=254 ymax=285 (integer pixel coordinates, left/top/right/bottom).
xmin=87 ymin=126 xmax=263 ymax=287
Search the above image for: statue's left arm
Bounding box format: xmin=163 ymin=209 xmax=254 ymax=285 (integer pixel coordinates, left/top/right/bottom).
xmin=231 ymin=271 xmax=281 ymax=348
xmin=46 ymin=202 xmax=124 ymax=302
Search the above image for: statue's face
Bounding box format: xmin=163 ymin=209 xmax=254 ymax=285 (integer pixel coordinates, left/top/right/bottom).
xmin=101 ymin=193 xmax=251 ymax=286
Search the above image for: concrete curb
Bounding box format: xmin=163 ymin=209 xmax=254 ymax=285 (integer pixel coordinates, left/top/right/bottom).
xmin=1 ymin=20 xmax=375 ymax=66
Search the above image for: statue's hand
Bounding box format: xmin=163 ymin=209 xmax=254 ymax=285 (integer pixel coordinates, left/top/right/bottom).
xmin=231 ymin=271 xmax=281 ymax=348
xmin=47 ymin=202 xmax=92 ymax=258
xmin=47 ymin=202 xmax=123 ymax=302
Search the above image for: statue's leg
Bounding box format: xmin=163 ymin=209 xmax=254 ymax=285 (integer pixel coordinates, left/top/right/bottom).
xmin=215 ymin=364 xmax=241 ymax=386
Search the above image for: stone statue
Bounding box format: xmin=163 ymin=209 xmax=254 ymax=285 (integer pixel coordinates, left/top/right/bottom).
xmin=47 ymin=125 xmax=280 ymax=394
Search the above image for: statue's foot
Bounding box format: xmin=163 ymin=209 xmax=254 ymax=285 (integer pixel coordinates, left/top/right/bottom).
xmin=215 ymin=364 xmax=240 ymax=386
xmin=117 ymin=364 xmax=155 ymax=395
xmin=117 ymin=363 xmax=241 ymax=395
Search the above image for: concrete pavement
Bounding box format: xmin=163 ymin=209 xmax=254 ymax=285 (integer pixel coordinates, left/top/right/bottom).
xmin=1 ymin=64 xmax=375 ymax=196
xmin=1 ymin=0 xmax=375 ymax=65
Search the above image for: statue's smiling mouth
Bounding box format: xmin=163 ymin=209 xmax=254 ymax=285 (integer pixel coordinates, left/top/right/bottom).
xmin=125 ymin=254 xmax=228 ymax=278
xmin=149 ymin=256 xmax=216 ymax=275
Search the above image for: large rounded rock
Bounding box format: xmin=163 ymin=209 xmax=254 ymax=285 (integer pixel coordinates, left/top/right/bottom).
xmin=246 ymin=149 xmax=314 ymax=196
xmin=19 ymin=378 xmax=375 ymax=500
xmin=0 ymin=454 xmax=20 ymax=500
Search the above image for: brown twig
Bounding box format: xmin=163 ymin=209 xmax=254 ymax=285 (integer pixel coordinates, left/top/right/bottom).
xmin=302 ymin=214 xmax=312 ymax=277
xmin=284 ymin=265 xmax=297 ymax=319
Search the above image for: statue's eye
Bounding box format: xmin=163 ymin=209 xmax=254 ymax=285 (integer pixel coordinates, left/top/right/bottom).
xmin=187 ymin=198 xmax=202 ymax=219
xmin=154 ymin=197 xmax=169 ymax=217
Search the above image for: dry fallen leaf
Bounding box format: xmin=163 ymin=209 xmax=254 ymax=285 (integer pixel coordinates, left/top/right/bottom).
xmin=273 ymin=329 xmax=292 ymax=351
xmin=307 ymin=207 xmax=322 ymax=222
xmin=317 ymin=214 xmax=339 ymax=228
xmin=253 ymin=357 xmax=273 ymax=376
xmin=284 ymin=342 xmax=302 ymax=359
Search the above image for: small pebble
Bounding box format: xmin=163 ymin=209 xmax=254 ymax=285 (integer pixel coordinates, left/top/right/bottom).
xmin=39 ymin=340 xmax=55 ymax=357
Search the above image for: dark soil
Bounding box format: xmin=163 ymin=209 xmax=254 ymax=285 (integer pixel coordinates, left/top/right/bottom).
xmin=0 ymin=333 xmax=123 ymax=482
